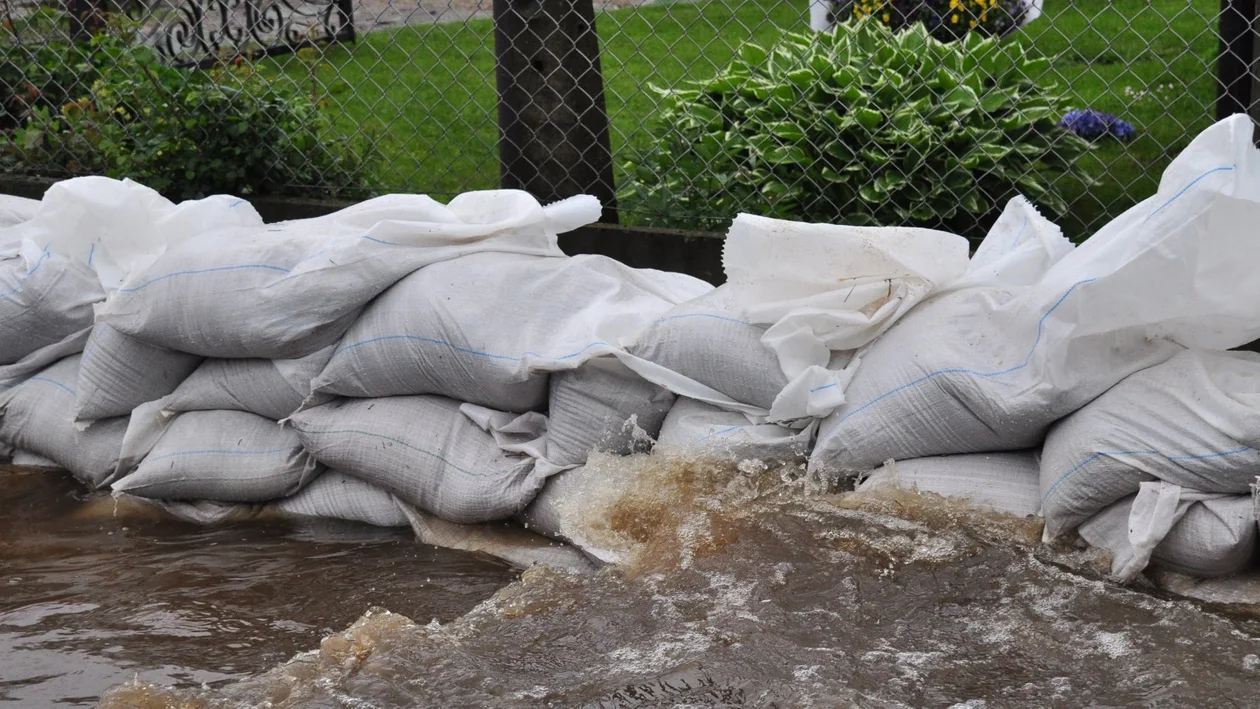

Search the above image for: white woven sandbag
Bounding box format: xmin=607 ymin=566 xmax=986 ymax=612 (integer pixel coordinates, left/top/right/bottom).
xmin=1078 ymin=491 xmax=1257 ymax=580
xmin=0 ymin=176 xmax=261 ymax=291
xmin=270 ymin=470 xmax=409 ymax=527
xmin=626 ymin=287 xmax=787 ymax=413
xmin=719 ymin=212 xmax=969 ymax=420
xmin=0 ymin=326 xmax=90 ymax=388
xmin=289 ymin=396 xmax=544 ymax=524
xmin=517 ymin=463 xmax=634 ymax=565
xmin=0 ymin=251 xmax=103 ymax=365
xmin=812 ymin=116 xmax=1260 ymax=479
xmin=97 ymin=191 xmax=601 ymax=359
xmin=1040 ymin=350 xmax=1260 ymax=540
xmin=309 ymin=252 xmax=710 ymax=412
xmin=111 ymin=409 xmax=320 ymax=502
xmin=159 ymin=346 xmax=335 ymax=421
xmin=545 ymin=357 xmax=674 ymax=468
xmin=0 ymin=194 xmax=39 ymax=228
xmin=656 ymin=397 xmax=813 ymax=462
xmin=0 ymin=355 xmax=127 ymax=487
xmin=11 ymin=450 xmax=61 ymax=468
xmin=73 ymin=324 xmax=202 ymax=422
xmin=856 ymin=452 xmax=1041 ymax=518
xmin=399 ymin=503 xmax=599 ymax=573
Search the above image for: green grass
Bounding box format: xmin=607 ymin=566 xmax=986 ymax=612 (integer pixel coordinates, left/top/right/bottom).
xmin=262 ymin=0 xmax=1222 ymax=240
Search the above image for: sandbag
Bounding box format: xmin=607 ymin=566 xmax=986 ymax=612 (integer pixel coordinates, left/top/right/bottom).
xmin=0 ymin=326 xmax=90 ymax=387
xmin=657 ymin=397 xmax=812 ymax=462
xmin=623 ymin=212 xmax=970 ymax=421
xmin=0 ymin=251 xmax=103 ymax=365
xmin=545 ymin=357 xmax=674 ymax=468
xmin=0 ymin=176 xmax=262 ymax=291
xmin=288 ymin=396 xmax=543 ymax=524
xmin=517 ymin=463 xmax=634 ymax=565
xmin=1040 ymin=350 xmax=1260 ymax=540
xmin=73 ymin=324 xmax=202 ymax=422
xmin=159 ymin=346 xmax=335 ymax=420
xmin=111 ymin=409 xmax=320 ymax=502
xmin=856 ymin=452 xmax=1041 ymax=518
xmin=0 ymin=355 xmax=127 ymax=487
xmin=627 ymin=287 xmax=787 ymax=412
xmin=11 ymin=450 xmax=61 ymax=468
xmin=0 ymin=194 xmax=39 ymax=228
xmin=1078 ymin=492 xmax=1257 ymax=580
xmin=309 ymin=252 xmax=709 ymax=412
xmin=97 ymin=192 xmax=601 ymax=359
xmin=270 ymin=470 xmax=409 ymax=527
xmin=811 ymin=115 xmax=1260 ymax=479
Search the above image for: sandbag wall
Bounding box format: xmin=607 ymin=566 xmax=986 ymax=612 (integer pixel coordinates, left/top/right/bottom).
xmin=3 ymin=116 xmax=1260 ymax=586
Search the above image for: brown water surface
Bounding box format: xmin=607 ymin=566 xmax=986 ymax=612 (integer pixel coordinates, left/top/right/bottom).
xmin=0 ymin=466 xmax=518 ymax=707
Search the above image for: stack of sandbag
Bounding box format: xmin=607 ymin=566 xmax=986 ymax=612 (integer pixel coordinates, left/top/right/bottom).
xmin=1040 ymin=349 xmax=1260 ymax=580
xmin=0 ymin=177 xmax=261 ymax=374
xmin=99 ymin=190 xmax=625 ymax=525
xmin=291 ymin=249 xmax=710 ymax=523
xmin=811 ymin=115 xmax=1260 ymax=481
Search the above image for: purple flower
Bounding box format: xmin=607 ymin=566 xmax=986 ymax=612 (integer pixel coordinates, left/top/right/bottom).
xmin=1059 ymin=109 xmax=1137 ymax=142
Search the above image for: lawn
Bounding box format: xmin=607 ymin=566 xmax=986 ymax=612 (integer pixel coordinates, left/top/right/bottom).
xmin=263 ymin=0 xmax=1222 ymax=240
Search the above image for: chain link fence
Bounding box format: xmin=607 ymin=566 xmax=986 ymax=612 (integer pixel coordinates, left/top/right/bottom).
xmin=0 ymin=0 xmax=1236 ymax=240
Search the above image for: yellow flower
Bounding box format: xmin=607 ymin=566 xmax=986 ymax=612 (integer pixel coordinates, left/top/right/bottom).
xmin=882 ymin=12 xmax=891 ymax=21
xmin=951 ymin=13 xmax=960 ymax=23
xmin=969 ymin=19 xmax=977 ymax=27
xmin=949 ymin=0 xmax=959 ymax=7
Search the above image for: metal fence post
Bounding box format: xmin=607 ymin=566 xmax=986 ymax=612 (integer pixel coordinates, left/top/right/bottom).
xmin=1218 ymin=0 xmax=1260 ymax=137
xmin=492 ymin=0 xmax=619 ymax=224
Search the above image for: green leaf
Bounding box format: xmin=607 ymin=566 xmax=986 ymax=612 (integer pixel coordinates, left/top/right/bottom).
xmin=762 ymin=181 xmax=790 ymax=197
xmin=980 ymin=89 xmax=1016 ymax=113
xmin=786 ymin=68 xmax=816 ymax=89
xmin=767 ymin=121 xmax=806 ymax=141
xmin=832 ymin=67 xmax=858 ymax=87
xmin=960 ymin=191 xmax=984 ymax=214
xmin=943 ymin=86 xmax=979 ymax=113
xmin=1020 ymin=57 xmax=1050 ymax=77
xmin=741 ymin=43 xmax=768 ymax=66
xmin=763 ymin=145 xmax=810 ymax=165
xmin=825 ymin=140 xmax=855 ymax=161
xmin=853 ymin=107 xmax=882 ymax=130
xmin=858 ymin=184 xmax=883 ymax=202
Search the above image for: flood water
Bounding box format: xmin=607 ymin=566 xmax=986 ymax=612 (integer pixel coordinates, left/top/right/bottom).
xmin=0 ymin=466 xmax=518 ymax=707
xmin=9 ymin=455 xmax=1260 ymax=707
xmin=93 ymin=454 xmax=1260 ymax=708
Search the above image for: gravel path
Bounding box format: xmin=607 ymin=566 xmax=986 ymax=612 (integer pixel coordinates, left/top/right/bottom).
xmin=354 ymin=0 xmax=675 ymax=32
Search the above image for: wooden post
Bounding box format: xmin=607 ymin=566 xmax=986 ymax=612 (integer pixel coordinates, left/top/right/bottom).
xmin=1218 ymin=0 xmax=1260 ymax=137
xmin=492 ymin=0 xmax=619 ymax=224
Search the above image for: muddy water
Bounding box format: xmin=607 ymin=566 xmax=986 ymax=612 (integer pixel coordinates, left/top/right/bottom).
xmin=100 ymin=455 xmax=1260 ymax=708
xmin=0 ymin=467 xmax=518 ymax=707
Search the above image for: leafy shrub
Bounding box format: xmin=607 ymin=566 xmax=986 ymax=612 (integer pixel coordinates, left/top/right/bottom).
xmin=0 ymin=18 xmax=375 ymax=200
xmin=619 ymin=21 xmax=1089 ymax=231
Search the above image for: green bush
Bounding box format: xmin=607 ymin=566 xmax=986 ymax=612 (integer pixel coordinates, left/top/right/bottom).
xmin=0 ymin=20 xmax=376 ymax=201
xmin=620 ymin=20 xmax=1090 ymax=232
